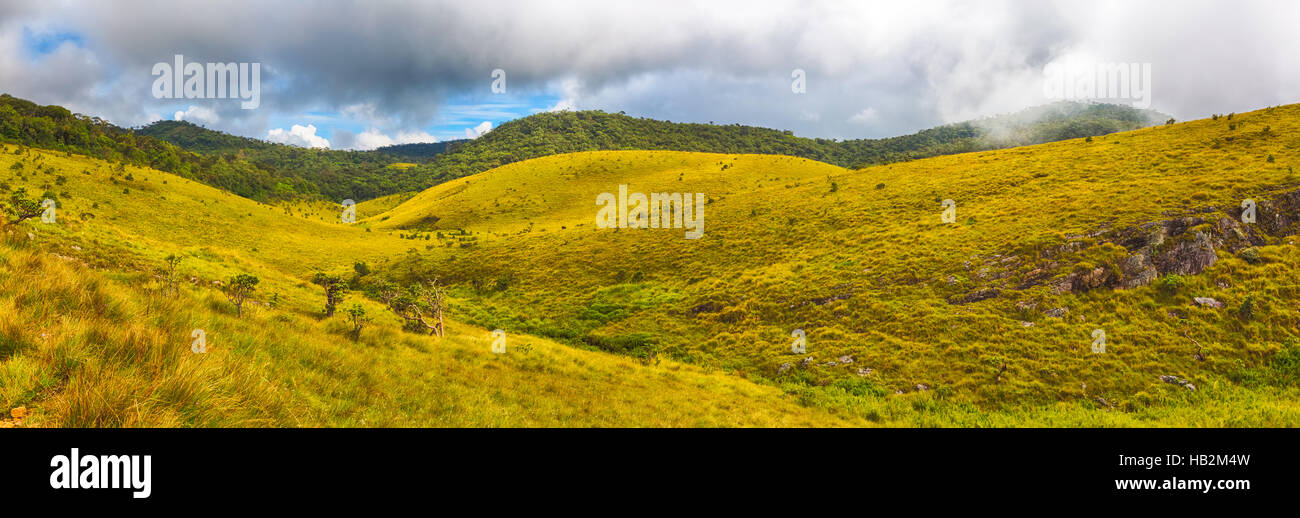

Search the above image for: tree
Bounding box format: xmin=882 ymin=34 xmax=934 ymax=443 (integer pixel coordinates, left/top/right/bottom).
xmin=311 ymin=272 xmax=348 ymax=316
xmin=378 ymin=277 xmax=447 ymax=338
xmin=344 ymin=303 xmax=370 ymax=340
xmin=163 ymin=254 xmax=181 ymax=295
xmin=224 ymin=274 xmax=259 ymax=317
xmin=3 ymin=187 xmax=43 ymax=224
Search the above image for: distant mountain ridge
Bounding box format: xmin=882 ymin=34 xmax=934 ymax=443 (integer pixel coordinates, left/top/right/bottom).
xmin=1 ymin=92 xmax=1167 ymax=202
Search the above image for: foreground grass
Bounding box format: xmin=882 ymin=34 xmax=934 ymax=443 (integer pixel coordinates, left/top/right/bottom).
xmin=0 ymin=237 xmax=862 ymax=427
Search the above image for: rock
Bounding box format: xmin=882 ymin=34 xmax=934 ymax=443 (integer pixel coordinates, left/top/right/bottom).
xmin=856 ymin=367 xmax=873 ymax=377
xmin=1044 ymin=307 xmax=1069 ymax=318
xmin=1119 ymin=254 xmax=1158 ymax=288
xmin=10 ymin=407 xmax=26 ymax=419
xmin=951 ymin=288 xmax=1000 ymax=305
xmin=1078 ymin=266 xmax=1111 ymax=290
xmin=1193 ymin=297 xmax=1224 ymax=308
xmin=1154 ymin=230 xmax=1217 ymax=276
xmin=1159 ymin=375 xmax=1196 ymax=390
xmin=1020 ymin=321 xmax=1034 ymax=327
xmin=798 ymin=356 xmax=815 ymax=369
xmin=915 ymin=383 xmax=930 ymax=391
xmin=777 ymin=363 xmax=793 ymax=374
xmin=1014 ymin=300 xmax=1038 ymax=312
xmin=945 ymin=275 xmax=959 ymax=285
xmin=837 ymin=355 xmax=854 ymax=364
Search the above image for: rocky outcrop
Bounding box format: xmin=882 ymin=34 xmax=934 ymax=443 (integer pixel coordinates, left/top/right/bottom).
xmin=1159 ymin=375 xmax=1196 ymax=391
xmin=1192 ymin=297 xmax=1224 ymax=308
xmin=942 ymin=187 xmax=1300 ymax=304
xmin=1027 ymin=189 xmax=1299 ymax=295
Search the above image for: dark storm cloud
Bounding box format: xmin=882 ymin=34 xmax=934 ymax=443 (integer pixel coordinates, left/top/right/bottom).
xmin=0 ymin=0 xmax=1297 ymax=142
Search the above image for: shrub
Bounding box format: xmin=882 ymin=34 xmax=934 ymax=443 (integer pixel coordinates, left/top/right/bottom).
xmin=1158 ymin=274 xmax=1186 ymax=294
xmin=1239 ymin=247 xmax=1262 ymax=264
xmin=1239 ymin=295 xmax=1256 ymax=321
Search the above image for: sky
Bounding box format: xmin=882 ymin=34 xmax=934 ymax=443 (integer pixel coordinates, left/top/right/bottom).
xmin=1 ymin=0 xmax=1298 ymax=150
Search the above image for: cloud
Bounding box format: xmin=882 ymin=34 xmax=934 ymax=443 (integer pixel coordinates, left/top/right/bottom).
xmin=338 ymin=127 xmax=438 ymax=151
xmin=0 ymin=0 xmax=1297 ymax=141
xmin=266 ymin=124 xmax=329 ymax=149
xmin=464 ymin=121 xmax=492 ymax=139
xmin=173 ymin=105 xmax=220 ymax=124
xmin=848 ymin=107 xmax=878 ymax=124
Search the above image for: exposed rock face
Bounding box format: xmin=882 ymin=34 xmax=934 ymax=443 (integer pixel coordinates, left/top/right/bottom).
xmin=1159 ymin=375 xmax=1197 ymax=391
xmin=1030 ymin=190 xmax=1297 ymax=295
xmin=1153 ymin=229 xmax=1217 ymax=276
xmin=1193 ymin=297 xmax=1224 ymax=308
xmin=949 ymin=287 xmax=1000 ymax=304
xmin=943 ymin=187 xmax=1300 ymax=304
xmin=1119 ymin=253 xmax=1158 ymax=288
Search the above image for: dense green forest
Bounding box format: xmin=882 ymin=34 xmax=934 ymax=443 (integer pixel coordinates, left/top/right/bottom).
xmin=0 ymin=94 xmax=423 ymax=201
xmin=1 ymin=92 xmax=1167 ymax=203
xmin=136 ymin=120 xmax=439 ymax=200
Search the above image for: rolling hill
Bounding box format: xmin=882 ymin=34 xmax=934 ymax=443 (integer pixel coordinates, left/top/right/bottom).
xmin=0 ymin=98 xmax=1295 ymax=427
xmin=0 ymin=142 xmax=863 ymax=427
xmin=359 ymin=104 xmax=1300 ymax=425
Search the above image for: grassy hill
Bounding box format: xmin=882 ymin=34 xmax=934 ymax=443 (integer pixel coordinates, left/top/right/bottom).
xmin=359 ymin=105 xmax=1300 ymax=425
xmin=0 ymin=101 xmax=1295 ymax=427
xmin=0 ymin=142 xmax=865 ymax=427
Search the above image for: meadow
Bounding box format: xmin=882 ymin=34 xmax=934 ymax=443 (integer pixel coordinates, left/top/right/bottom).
xmin=365 ymin=105 xmax=1300 ymax=425
xmin=1 ymin=104 xmax=1298 ymax=427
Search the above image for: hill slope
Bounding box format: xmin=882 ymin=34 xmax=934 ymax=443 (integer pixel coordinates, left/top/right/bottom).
xmin=0 ymin=142 xmax=863 ymax=427
xmin=361 ymin=105 xmax=1300 ymax=425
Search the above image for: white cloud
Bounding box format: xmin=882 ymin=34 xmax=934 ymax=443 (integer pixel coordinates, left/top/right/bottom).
xmin=465 ymin=121 xmax=492 ymax=139
xmin=848 ymin=107 xmax=878 ymax=124
xmin=4 ymin=1 xmax=1300 ymax=140
xmin=266 ymin=124 xmax=330 ymax=149
xmin=544 ymin=77 xmax=582 ymax=112
xmin=173 ymin=105 xmax=221 ymax=124
xmin=349 ymin=128 xmax=438 ymax=150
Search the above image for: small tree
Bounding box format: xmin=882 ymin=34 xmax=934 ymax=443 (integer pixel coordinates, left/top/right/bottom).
xmin=344 ymin=303 xmax=370 ymax=340
xmin=311 ymin=272 xmax=348 ymax=317
xmin=379 ymin=277 xmax=447 ymax=338
xmin=224 ymin=274 xmax=259 ymax=317
xmin=3 ymin=187 xmax=43 ymax=225
xmin=163 ymin=254 xmax=181 ymax=295
xmin=1239 ymin=295 xmax=1256 ymax=321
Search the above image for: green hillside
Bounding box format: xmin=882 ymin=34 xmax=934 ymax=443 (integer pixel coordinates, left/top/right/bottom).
xmin=361 ymin=105 xmax=1300 ymax=425
xmin=1 ymin=96 xmax=1294 ymax=428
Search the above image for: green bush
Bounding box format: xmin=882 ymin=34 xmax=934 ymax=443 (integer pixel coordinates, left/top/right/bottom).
xmin=1158 ymin=274 xmax=1186 ymax=294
